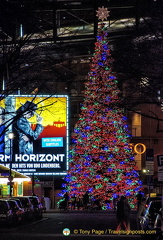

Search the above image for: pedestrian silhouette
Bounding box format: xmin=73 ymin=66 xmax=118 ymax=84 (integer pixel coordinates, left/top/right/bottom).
xmin=136 ymin=197 xmax=146 ymax=230
xmin=83 ymin=191 xmax=89 ymax=209
xmin=116 ymin=196 xmax=130 ymax=231
xmin=136 ymin=191 xmax=143 ymax=210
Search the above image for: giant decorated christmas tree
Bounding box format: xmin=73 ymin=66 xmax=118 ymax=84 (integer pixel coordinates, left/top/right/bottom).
xmin=62 ymin=7 xmax=142 ymax=209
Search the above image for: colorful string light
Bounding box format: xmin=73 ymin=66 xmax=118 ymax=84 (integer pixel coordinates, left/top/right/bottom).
xmin=61 ymin=22 xmax=142 ymax=209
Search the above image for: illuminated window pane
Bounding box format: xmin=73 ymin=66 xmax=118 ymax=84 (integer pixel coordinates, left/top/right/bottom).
xmin=134 ymin=153 xmax=142 ymax=170
xmin=132 ymin=113 xmax=141 ymax=137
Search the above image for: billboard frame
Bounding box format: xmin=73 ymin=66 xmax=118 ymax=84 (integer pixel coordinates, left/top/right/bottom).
xmin=0 ymin=94 xmax=69 ymax=176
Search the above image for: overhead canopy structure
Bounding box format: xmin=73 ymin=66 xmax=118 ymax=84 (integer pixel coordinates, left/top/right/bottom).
xmin=0 ymin=164 xmax=31 ymax=183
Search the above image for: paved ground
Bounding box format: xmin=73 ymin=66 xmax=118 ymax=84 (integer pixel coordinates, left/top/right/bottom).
xmin=0 ymin=209 xmax=155 ymax=240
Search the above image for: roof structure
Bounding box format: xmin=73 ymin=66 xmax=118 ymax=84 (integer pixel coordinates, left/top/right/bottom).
xmin=0 ymin=164 xmax=30 ymax=179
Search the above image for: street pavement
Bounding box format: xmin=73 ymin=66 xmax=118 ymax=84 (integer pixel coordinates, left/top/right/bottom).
xmin=0 ymin=209 xmax=154 ymax=240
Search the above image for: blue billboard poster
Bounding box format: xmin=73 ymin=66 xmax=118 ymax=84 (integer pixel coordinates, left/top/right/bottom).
xmin=0 ymin=95 xmax=69 ymax=176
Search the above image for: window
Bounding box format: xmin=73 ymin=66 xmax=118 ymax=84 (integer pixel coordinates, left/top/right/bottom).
xmin=132 ymin=112 xmax=141 ymax=137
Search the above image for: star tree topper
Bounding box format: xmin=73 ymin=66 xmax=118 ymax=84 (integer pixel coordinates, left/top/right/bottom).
xmin=96 ymin=6 xmax=110 ymax=21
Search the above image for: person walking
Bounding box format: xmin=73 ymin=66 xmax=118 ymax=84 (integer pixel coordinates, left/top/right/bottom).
xmin=123 ymin=197 xmax=131 ymax=231
xmin=71 ymin=194 xmax=76 ymax=210
xmin=113 ymin=195 xmax=119 ymax=212
xmin=63 ymin=192 xmax=69 ymax=210
xmin=136 ymin=198 xmax=146 ymax=230
xmin=83 ymin=191 xmax=89 ymax=209
xmin=136 ymin=191 xmax=143 ymax=210
xmin=116 ymin=196 xmax=130 ymax=231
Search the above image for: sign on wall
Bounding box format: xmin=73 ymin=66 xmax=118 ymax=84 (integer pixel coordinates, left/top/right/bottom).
xmin=0 ymin=95 xmax=69 ymax=176
xmin=145 ymin=148 xmax=154 ymax=175
xmin=157 ymin=155 xmax=163 ymax=181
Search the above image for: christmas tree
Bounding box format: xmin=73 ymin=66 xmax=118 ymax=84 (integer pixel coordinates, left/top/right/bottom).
xmin=61 ymin=7 xmax=142 ymax=209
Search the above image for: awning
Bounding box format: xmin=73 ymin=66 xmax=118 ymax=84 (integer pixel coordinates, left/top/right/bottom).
xmin=0 ymin=164 xmax=31 ymax=183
